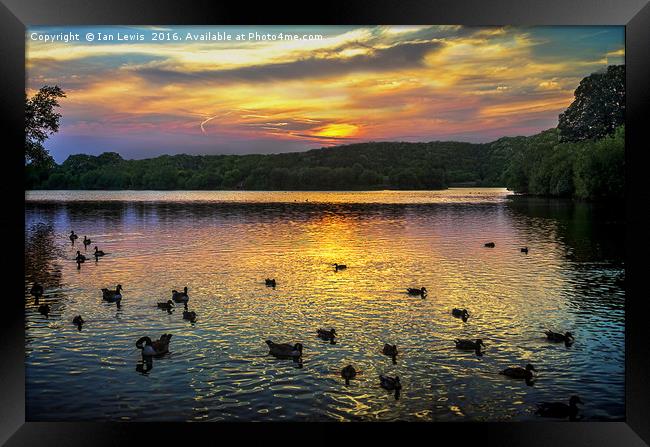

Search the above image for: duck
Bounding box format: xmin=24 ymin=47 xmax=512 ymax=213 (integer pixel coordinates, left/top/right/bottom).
xmin=72 ymin=315 xmax=84 ymax=328
xmin=94 ymin=246 xmax=106 ymax=257
xmin=500 ymin=363 xmax=536 ymax=381
xmin=382 ymin=343 xmax=398 ymax=363
xmin=75 ymin=251 xmax=86 ymax=263
xmin=265 ymin=278 xmax=276 ymax=287
xmin=452 ymin=308 xmax=470 ymax=322
xmin=536 ymin=395 xmax=583 ymax=419
xmin=484 ymin=242 xmax=495 ymax=248
xmin=30 ymin=283 xmax=44 ymax=298
xmin=341 ymin=365 xmax=357 ymax=385
xmin=38 ymin=303 xmax=50 ymax=316
xmin=265 ymin=340 xmax=303 ymax=358
xmin=545 ymin=330 xmax=574 ymax=344
xmin=101 ymin=284 xmax=123 ymax=302
xmin=379 ymin=375 xmax=401 ymax=391
xmin=83 ymin=236 xmax=92 ymax=247
xmin=136 ymin=334 xmax=172 ymax=357
xmin=333 ymin=263 xmax=347 ymax=271
xmin=455 ymin=338 xmax=485 ymax=355
xmin=521 ymin=247 xmax=529 ymax=254
xmin=69 ymin=231 xmax=78 ymax=243
xmin=157 ymin=300 xmax=174 ymax=310
xmin=172 ymin=287 xmax=189 ymax=303
xmin=183 ymin=310 xmax=197 ymax=322
xmin=317 ymin=328 xmax=336 ymax=343
xmin=407 ymin=287 xmax=427 ymax=296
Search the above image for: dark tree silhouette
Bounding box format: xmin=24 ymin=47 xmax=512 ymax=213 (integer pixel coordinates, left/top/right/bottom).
xmin=25 ymin=85 xmax=66 ymax=167
xmin=558 ymin=65 xmax=624 ymax=142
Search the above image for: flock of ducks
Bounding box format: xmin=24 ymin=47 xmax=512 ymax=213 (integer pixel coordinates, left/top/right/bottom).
xmin=70 ymin=231 xmax=107 ymax=269
xmin=28 ymin=235 xmax=584 ymax=420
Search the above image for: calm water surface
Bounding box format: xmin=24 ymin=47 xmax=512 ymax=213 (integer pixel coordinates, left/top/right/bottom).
xmin=24 ymin=189 xmax=625 ymax=421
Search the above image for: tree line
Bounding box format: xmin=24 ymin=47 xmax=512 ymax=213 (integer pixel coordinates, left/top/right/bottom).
xmin=24 ymin=141 xmax=508 ymax=191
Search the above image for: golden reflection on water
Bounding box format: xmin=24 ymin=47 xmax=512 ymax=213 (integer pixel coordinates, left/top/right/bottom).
xmin=24 ymin=189 xmax=625 ymax=421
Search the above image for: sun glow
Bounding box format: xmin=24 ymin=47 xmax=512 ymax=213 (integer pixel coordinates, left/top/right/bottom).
xmin=313 ymin=123 xmax=359 ymax=139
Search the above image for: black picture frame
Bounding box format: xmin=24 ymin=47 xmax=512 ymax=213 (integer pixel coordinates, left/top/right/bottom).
xmin=2 ymin=0 xmax=649 ymax=445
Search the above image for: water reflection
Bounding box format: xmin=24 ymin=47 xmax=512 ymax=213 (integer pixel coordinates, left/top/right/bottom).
xmin=24 ymin=190 xmax=624 ymax=421
xmin=136 ymin=358 xmax=154 ymax=375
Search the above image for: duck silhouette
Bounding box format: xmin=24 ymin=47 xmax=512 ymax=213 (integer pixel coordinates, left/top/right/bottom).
xmin=72 ymin=315 xmax=85 ymax=330
xmin=452 ymin=308 xmax=470 ymax=322
xmin=266 ymin=340 xmax=303 ymax=359
xmin=317 ymin=328 xmax=336 ymax=344
xmin=341 ymin=365 xmax=357 ymax=385
xmin=136 ymin=334 xmax=172 ymax=357
xmin=455 ymin=338 xmax=485 ymax=356
xmin=382 ymin=344 xmax=398 ymax=364
xmin=172 ymin=287 xmax=189 ymax=304
xmin=407 ymin=287 xmax=427 ymax=297
xmin=536 ymin=396 xmax=583 ymax=420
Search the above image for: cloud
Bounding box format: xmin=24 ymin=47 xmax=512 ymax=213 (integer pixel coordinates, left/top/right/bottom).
xmin=26 ymin=25 xmax=624 ymax=159
xmin=132 ymin=40 xmax=444 ymax=85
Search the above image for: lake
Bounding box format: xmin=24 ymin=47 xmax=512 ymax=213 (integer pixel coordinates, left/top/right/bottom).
xmin=24 ymin=189 xmax=625 ymax=421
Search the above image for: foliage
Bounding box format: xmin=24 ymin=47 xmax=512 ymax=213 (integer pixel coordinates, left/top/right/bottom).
xmin=24 ymin=142 xmax=509 ymax=191
xmin=25 ymin=85 xmax=66 ymax=167
xmin=558 ymin=65 xmax=624 ymax=142
xmin=501 ymin=126 xmax=624 ymax=200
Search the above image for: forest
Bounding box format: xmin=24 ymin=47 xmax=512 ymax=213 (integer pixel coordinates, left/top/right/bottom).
xmin=24 ymin=66 xmax=624 ymax=200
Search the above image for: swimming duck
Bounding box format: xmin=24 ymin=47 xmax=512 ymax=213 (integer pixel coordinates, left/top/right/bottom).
xmin=38 ymin=303 xmax=50 ymax=316
xmin=265 ymin=340 xmax=303 ymax=358
xmin=183 ymin=310 xmax=197 ymax=322
xmin=407 ymin=287 xmax=427 ymax=296
xmin=172 ymin=287 xmax=189 ymax=303
xmin=69 ymin=231 xmax=78 ymax=243
xmin=30 ymin=283 xmax=44 ymax=298
xmin=75 ymin=251 xmax=86 ymax=263
xmin=157 ymin=300 xmax=174 ymax=310
xmin=536 ymin=395 xmax=583 ymax=419
xmin=379 ymin=375 xmax=401 ymax=391
xmin=333 ymin=263 xmax=347 ymax=271
xmin=380 ymin=374 xmax=401 ymax=399
xmin=72 ymin=315 xmax=84 ymax=328
xmin=317 ymin=328 xmax=337 ymax=343
xmin=521 ymin=247 xmax=529 ymax=254
xmin=94 ymin=246 xmax=106 ymax=257
xmin=136 ymin=334 xmax=172 ymax=357
xmin=452 ymin=308 xmax=470 ymax=321
xmin=265 ymin=278 xmax=276 ymax=287
xmin=101 ymin=284 xmax=123 ymax=302
xmin=83 ymin=236 xmax=91 ymax=247
xmin=455 ymin=338 xmax=485 ymax=355
xmin=500 ymin=363 xmax=536 ymax=381
xmin=484 ymin=242 xmax=495 ymax=248
xmin=382 ymin=343 xmax=398 ymax=363
xmin=545 ymin=330 xmax=574 ymax=344
xmin=341 ymin=365 xmax=357 ymax=385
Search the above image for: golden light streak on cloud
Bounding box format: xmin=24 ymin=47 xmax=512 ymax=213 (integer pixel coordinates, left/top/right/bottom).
xmin=606 ymin=48 xmax=625 ymax=57
xmin=478 ymin=95 xmax=574 ymax=118
xmin=312 ymin=123 xmax=359 ymax=138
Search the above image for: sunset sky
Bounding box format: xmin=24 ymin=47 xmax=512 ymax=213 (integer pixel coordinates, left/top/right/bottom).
xmin=26 ymin=25 xmax=624 ymax=162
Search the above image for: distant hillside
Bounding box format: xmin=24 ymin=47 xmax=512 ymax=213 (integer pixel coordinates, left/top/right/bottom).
xmin=24 ymin=139 xmax=513 ymax=191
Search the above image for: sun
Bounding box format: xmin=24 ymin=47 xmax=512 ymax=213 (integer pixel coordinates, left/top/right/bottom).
xmin=313 ymin=123 xmax=359 ymax=138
